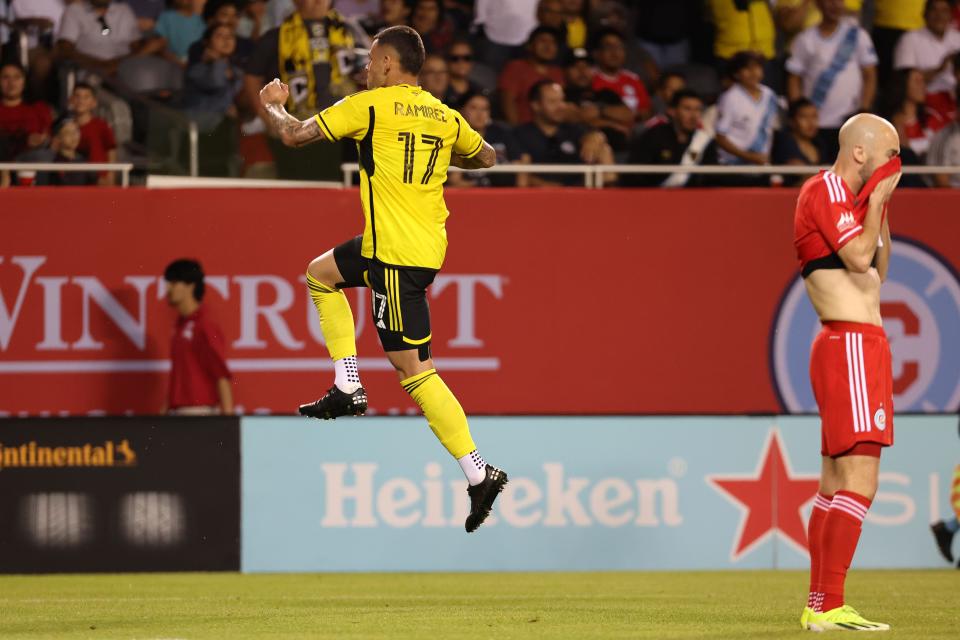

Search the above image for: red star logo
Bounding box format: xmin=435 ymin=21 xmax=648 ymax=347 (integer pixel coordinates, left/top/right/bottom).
xmin=707 ymin=429 xmax=820 ymax=561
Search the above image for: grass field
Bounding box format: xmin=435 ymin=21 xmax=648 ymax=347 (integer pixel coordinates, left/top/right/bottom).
xmin=1 ymin=571 xmax=958 ymax=639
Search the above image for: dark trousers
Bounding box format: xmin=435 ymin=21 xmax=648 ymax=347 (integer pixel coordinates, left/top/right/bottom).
xmin=872 ymin=27 xmax=906 ymax=92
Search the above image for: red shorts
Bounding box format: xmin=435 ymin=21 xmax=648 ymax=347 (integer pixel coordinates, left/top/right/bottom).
xmin=810 ymin=321 xmax=894 ymax=457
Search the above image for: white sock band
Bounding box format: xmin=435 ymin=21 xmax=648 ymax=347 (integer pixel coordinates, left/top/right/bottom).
xmin=457 ymin=450 xmax=486 ymax=486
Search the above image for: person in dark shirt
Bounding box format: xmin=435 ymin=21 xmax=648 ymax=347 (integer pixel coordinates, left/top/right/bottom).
xmin=444 ymin=39 xmax=483 ymax=109
xmin=447 ymin=91 xmax=520 ymax=187
xmin=563 ymin=47 xmax=633 ymax=152
xmin=625 ymin=88 xmax=717 ymax=187
xmin=359 ymin=0 xmax=409 ymax=37
xmin=513 ymin=78 xmax=615 ymax=186
xmin=186 ymin=0 xmax=255 ymax=68
xmin=772 ymin=97 xmax=826 ymax=186
xmin=634 ymin=0 xmax=698 ymax=70
xmin=17 ymin=117 xmax=98 ymax=186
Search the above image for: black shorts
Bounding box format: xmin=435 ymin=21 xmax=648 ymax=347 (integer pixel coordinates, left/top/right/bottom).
xmin=333 ymin=236 xmax=436 ymax=357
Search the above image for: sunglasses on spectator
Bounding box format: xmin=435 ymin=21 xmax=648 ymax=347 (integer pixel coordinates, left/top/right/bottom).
xmin=447 ymin=54 xmax=472 ymax=62
xmin=98 ymin=16 xmax=111 ymax=36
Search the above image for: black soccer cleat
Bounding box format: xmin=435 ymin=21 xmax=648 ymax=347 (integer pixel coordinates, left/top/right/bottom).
xmin=298 ymin=385 xmax=368 ymax=420
xmin=931 ymin=521 xmax=956 ymax=563
xmin=465 ymin=464 xmax=508 ymax=533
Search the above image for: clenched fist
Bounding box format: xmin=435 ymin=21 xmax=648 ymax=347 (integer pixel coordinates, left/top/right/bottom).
xmin=260 ymin=78 xmax=289 ymax=107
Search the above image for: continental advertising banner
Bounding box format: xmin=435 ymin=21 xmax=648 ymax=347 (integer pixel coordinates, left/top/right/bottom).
xmin=2 ymin=188 xmax=960 ymax=415
xmin=0 ymin=417 xmax=241 ymax=573
xmin=241 ymin=415 xmax=960 ymax=572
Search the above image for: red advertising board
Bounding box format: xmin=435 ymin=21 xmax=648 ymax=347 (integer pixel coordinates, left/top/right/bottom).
xmin=2 ymin=187 xmax=959 ymax=416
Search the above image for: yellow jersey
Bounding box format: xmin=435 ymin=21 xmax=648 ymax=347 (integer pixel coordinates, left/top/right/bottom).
xmin=709 ymin=0 xmax=776 ymax=59
xmin=874 ymin=0 xmax=924 ymax=31
xmin=315 ymin=83 xmax=485 ymax=270
xmin=775 ymin=0 xmax=862 ymax=30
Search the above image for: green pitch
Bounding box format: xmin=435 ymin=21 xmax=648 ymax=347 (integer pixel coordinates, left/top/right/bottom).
xmin=1 ymin=570 xmax=957 ymax=639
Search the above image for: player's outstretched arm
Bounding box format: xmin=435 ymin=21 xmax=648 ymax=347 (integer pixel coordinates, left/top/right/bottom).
xmin=259 ymin=78 xmax=326 ymax=148
xmin=450 ymin=141 xmax=496 ymax=170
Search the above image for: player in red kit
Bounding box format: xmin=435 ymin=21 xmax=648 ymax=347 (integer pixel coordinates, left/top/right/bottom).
xmin=794 ymin=114 xmax=902 ymax=632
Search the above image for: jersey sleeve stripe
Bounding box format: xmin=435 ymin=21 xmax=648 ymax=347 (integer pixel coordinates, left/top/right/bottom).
xmin=830 ymin=173 xmax=846 ymax=202
xmin=837 ymin=225 xmax=863 ymax=244
xmin=825 ymin=173 xmax=839 ymax=202
xmin=315 ymin=113 xmax=338 ymax=141
xmin=463 ymin=137 xmax=484 ymax=158
xmin=831 ymin=174 xmax=843 ymax=201
xmin=823 ymin=174 xmax=837 ymax=202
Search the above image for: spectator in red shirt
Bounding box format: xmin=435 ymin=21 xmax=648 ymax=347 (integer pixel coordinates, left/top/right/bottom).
xmin=591 ymin=28 xmax=652 ymax=122
xmin=163 ymin=259 xmax=234 ymax=416
xmin=498 ymin=26 xmax=565 ymax=124
xmin=68 ymin=82 xmax=118 ymax=186
xmin=0 ymin=62 xmax=53 ymax=161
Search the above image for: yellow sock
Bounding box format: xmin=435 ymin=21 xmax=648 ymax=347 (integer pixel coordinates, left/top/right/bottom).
xmin=402 ymin=369 xmax=476 ymax=458
xmin=305 ymin=272 xmax=357 ymax=360
xmin=952 ymin=464 xmax=960 ymax=520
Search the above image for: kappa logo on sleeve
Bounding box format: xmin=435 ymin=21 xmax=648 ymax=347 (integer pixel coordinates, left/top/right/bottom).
xmin=836 ymin=211 xmax=856 ymax=231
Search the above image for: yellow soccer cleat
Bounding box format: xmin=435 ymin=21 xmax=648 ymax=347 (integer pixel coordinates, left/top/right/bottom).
xmin=806 ymin=605 xmax=890 ymax=632
xmin=801 ymin=606 xmax=815 ymax=630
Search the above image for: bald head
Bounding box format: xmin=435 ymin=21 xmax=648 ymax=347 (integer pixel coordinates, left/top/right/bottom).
xmin=837 ymin=113 xmax=900 ymax=184
xmin=838 ymin=114 xmax=897 ymax=151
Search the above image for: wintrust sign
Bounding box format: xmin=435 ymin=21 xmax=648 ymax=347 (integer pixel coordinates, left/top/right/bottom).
xmin=0 ymin=255 xmax=504 ymax=414
xmin=0 ymin=257 xmax=503 ymax=368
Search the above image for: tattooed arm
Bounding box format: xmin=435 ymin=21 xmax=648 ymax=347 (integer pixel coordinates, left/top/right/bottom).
xmin=264 ymin=103 xmax=326 ymax=147
xmin=450 ymin=141 xmax=496 ymax=169
xmin=259 ymin=79 xmax=326 ymax=147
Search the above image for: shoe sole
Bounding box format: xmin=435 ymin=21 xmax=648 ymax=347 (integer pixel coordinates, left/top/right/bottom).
xmin=465 ymin=472 xmax=508 ymax=533
xmin=298 ymin=404 xmax=367 ymax=420
xmin=807 ymin=622 xmax=890 ymax=632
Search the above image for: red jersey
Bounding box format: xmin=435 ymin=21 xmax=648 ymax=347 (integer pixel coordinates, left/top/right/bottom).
xmin=169 ymin=306 xmax=231 ymax=409
xmin=591 ymin=70 xmax=650 ymax=115
xmin=794 ymin=157 xmax=901 ymax=276
xmin=0 ymin=101 xmax=52 ymax=157
xmin=77 ymin=117 xmax=117 ymax=162
xmin=794 ymin=170 xmax=860 ymax=276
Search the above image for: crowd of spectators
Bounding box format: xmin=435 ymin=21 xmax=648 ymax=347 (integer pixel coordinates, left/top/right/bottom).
xmin=2 ymin=0 xmax=960 ymax=187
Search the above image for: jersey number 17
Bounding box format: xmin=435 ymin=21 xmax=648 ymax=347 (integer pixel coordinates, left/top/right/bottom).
xmin=398 ymin=132 xmax=444 ymax=184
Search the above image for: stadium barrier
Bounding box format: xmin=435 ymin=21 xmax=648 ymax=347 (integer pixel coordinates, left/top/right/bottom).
xmin=0 ymin=417 xmax=240 ymax=573
xmin=2 ymin=414 xmax=955 ymax=573
xmin=0 ymin=162 xmax=135 ymax=187
xmin=340 ymin=163 xmax=960 ymax=188
xmin=2 ymin=187 xmax=959 ymax=416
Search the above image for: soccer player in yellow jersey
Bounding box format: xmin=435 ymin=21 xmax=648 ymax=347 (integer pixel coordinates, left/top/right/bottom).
xmin=259 ymin=25 xmax=506 ymax=533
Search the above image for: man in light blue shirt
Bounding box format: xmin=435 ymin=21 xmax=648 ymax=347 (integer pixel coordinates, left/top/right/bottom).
xmin=155 ymin=0 xmax=204 ymax=62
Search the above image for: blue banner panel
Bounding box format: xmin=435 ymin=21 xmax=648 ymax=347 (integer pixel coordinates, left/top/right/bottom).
xmin=241 ymin=416 xmax=959 ymax=572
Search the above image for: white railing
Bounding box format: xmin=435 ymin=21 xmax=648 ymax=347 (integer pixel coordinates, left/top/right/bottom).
xmin=146 ymin=175 xmax=343 ymax=189
xmin=341 ymin=163 xmax=960 ymax=188
xmin=0 ymin=163 xmax=135 ymax=187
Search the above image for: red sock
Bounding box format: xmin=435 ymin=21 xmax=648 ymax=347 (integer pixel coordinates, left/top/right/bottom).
xmin=807 ymin=493 xmax=832 ymax=611
xmin=820 ymin=490 xmax=871 ymax=612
